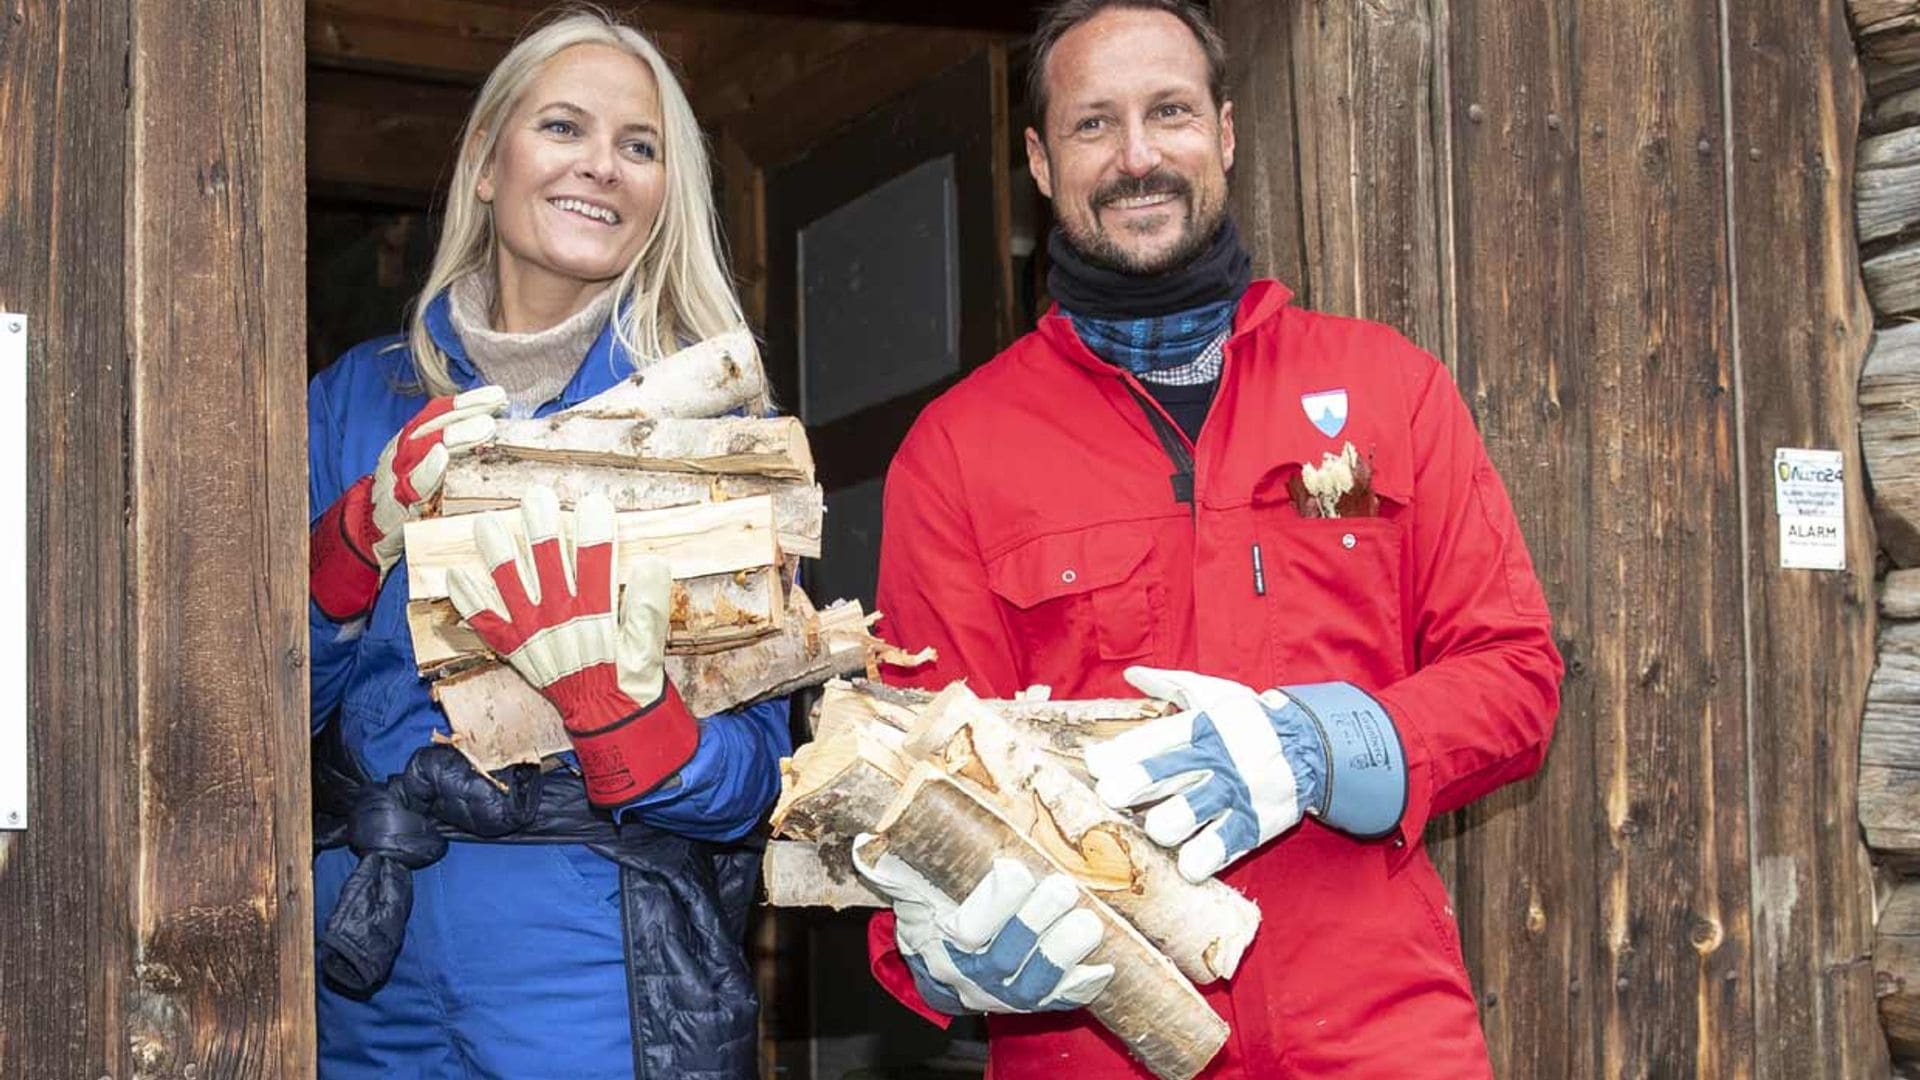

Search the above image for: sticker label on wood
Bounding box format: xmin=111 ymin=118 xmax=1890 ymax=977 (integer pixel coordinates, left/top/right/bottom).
xmin=1774 ymin=447 xmax=1846 ymax=570
xmin=1 ymin=316 xmax=25 ymax=829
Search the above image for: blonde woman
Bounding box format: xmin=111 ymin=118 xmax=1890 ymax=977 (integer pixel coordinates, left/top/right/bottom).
xmin=305 ymin=9 xmax=783 ymax=1077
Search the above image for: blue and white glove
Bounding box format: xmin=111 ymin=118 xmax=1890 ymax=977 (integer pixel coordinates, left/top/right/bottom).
xmin=1084 ymin=666 xmax=1408 ymax=883
xmin=853 ymin=840 xmax=1115 ymax=1015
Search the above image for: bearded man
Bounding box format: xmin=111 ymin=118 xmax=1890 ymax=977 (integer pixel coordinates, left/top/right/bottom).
xmin=855 ymin=1 xmax=1564 ymax=1076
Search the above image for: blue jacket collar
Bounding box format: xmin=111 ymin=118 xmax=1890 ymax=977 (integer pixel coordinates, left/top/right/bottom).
xmin=422 ymin=289 xmax=636 ymax=413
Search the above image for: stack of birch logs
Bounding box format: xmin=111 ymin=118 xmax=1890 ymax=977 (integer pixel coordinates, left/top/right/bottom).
xmin=1854 ymin=2 xmax=1920 ymax=1067
xmin=767 ymin=678 xmax=1262 ymax=1080
xmin=400 ymin=331 xmax=910 ymax=772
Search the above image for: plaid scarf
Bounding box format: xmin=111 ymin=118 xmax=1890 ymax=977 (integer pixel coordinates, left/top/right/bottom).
xmin=1066 ymin=300 xmax=1239 ymax=375
xmin=1050 ymin=216 xmax=1251 ymax=374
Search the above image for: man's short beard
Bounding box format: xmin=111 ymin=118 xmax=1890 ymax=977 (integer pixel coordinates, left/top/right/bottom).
xmin=1058 ymin=191 xmax=1227 ymax=277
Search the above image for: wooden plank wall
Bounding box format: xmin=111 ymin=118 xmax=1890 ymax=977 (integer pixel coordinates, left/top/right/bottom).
xmin=0 ymin=2 xmax=138 ymax=1073
xmin=1219 ymin=0 xmax=1884 ymax=1074
xmin=0 ymin=0 xmax=313 ymax=1075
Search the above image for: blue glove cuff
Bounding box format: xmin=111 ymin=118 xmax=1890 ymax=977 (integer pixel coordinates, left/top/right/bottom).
xmin=1281 ymin=682 xmax=1407 ymax=840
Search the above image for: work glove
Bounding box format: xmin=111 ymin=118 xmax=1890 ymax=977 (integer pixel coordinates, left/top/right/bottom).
xmin=310 ymin=385 xmax=508 ymax=620
xmin=446 ymin=486 xmax=699 ymax=809
xmin=1084 ymin=667 xmax=1407 ymax=883
xmin=853 ymin=842 xmax=1115 ymax=1015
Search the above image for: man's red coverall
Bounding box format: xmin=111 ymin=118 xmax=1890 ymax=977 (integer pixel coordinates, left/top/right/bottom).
xmin=869 ymin=280 xmax=1563 ymax=1078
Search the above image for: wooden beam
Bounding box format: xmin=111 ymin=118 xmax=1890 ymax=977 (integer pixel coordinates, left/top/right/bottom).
xmin=1729 ymin=1 xmax=1889 ymax=1069
xmin=307 ymin=67 xmax=470 ymax=205
xmin=129 ymin=0 xmax=313 ymax=1072
xmin=718 ymin=26 xmax=996 ymax=165
xmin=307 ymin=0 xmax=529 ymax=79
xmin=662 ymin=0 xmax=1048 ymax=33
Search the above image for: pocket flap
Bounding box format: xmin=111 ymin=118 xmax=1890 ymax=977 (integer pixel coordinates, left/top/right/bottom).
xmin=986 ymin=527 xmax=1152 ymax=610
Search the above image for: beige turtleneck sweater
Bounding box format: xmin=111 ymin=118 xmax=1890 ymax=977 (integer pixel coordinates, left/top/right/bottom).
xmin=447 ymin=271 xmax=618 ymax=419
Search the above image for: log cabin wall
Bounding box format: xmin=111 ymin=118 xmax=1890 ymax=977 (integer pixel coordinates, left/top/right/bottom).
xmin=0 ymin=0 xmax=313 ymax=1076
xmin=1219 ymin=0 xmax=1885 ymax=1076
xmin=1852 ymin=1 xmax=1920 ymax=1072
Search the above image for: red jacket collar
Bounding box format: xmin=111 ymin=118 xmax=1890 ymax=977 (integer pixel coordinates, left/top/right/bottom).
xmin=1034 ymin=278 xmax=1297 ymax=376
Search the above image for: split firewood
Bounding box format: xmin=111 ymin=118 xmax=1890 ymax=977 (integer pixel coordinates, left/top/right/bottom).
xmin=559 ymin=328 xmax=766 ymax=420
xmin=791 ymin=681 xmax=1255 ymax=984
xmin=670 ymin=594 xmax=906 ymax=711
xmin=770 ymin=725 xmax=915 ymax=844
xmin=483 ymin=415 xmax=813 ymax=482
xmin=860 ymin=768 xmax=1229 ymax=1080
xmin=408 ymin=565 xmax=785 ymax=675
xmin=812 ymin=680 xmax=1175 ymax=787
xmin=402 ymin=496 xmax=780 ymax=602
xmin=431 ymin=596 xmax=900 ymax=771
xmin=762 ymin=839 xmax=885 ymax=910
xmin=903 ymin=684 xmax=1258 ymax=984
xmin=440 ymin=458 xmax=823 ymax=557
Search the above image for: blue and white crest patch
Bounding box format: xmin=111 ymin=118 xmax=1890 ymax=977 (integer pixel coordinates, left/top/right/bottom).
xmin=1301 ymin=389 xmax=1349 ymax=438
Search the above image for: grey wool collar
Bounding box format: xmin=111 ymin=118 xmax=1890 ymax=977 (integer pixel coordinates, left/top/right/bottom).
xmin=448 ymin=272 xmax=616 ymax=419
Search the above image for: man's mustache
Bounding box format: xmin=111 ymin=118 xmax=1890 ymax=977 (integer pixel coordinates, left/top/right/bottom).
xmin=1093 ymin=171 xmax=1190 ymax=207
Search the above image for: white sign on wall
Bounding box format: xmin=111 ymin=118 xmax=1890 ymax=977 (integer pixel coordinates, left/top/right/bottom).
xmin=1774 ymin=447 xmax=1846 ymax=572
xmin=1 ymin=316 xmax=23 ymax=829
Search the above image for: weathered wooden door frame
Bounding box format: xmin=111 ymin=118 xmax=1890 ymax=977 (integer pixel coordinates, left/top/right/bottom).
xmin=0 ymin=0 xmax=314 ymax=1075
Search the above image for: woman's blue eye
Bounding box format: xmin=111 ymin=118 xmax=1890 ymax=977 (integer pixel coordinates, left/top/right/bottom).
xmin=626 ymin=141 xmax=658 ymax=161
xmin=541 ymin=118 xmax=578 ymax=136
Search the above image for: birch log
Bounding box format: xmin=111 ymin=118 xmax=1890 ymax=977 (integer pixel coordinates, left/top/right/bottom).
xmin=485 ymin=415 xmax=813 ymax=482
xmin=812 ymin=680 xmax=1174 ymax=786
xmin=403 ymin=496 xmax=780 ymax=600
xmin=770 ymin=726 xmax=914 ymax=843
xmin=559 ymin=328 xmax=766 ymax=419
xmin=763 ymin=839 xmax=886 ymax=910
xmin=794 ymin=681 xmax=1253 ymax=983
xmin=432 ymin=595 xmax=886 ymax=770
xmin=860 ymin=768 xmax=1229 ymax=1080
xmin=905 ymin=684 xmax=1259 ymax=983
xmin=408 ymin=564 xmax=785 ymax=674
xmin=441 ymin=457 xmax=824 ymax=557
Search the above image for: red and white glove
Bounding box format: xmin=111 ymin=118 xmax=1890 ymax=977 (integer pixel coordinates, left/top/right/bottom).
xmin=310 ymin=385 xmax=507 ymax=620
xmin=446 ymin=486 xmax=698 ymax=808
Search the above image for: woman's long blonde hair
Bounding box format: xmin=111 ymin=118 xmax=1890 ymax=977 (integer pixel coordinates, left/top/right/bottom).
xmin=405 ymin=5 xmax=757 ymax=407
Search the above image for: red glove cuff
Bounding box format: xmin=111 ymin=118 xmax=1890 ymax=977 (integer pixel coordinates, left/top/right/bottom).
xmin=311 ymin=476 xmax=381 ymax=621
xmin=567 ymin=680 xmax=700 ymax=809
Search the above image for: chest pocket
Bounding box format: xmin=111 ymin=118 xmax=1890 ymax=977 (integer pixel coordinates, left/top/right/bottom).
xmin=1252 ymin=466 xmax=1411 ymax=689
xmin=986 ymin=525 xmax=1162 ymax=686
